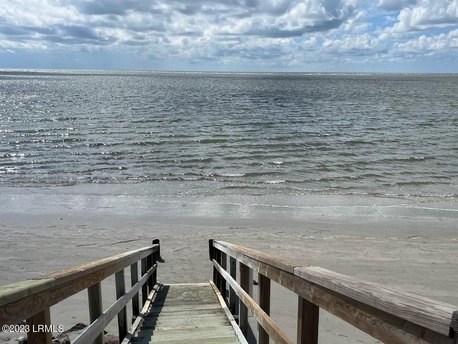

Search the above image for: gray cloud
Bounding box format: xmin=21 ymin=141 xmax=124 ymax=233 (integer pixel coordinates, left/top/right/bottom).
xmin=247 ymin=18 xmax=345 ymax=38
xmin=378 ymin=0 xmax=417 ymax=11
xmin=75 ymin=0 xmax=156 ymax=15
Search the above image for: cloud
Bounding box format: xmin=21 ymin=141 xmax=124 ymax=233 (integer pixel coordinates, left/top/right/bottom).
xmin=394 ymin=28 xmax=458 ymax=53
xmin=378 ymin=0 xmax=417 ymax=11
xmin=383 ymin=0 xmax=458 ymax=34
xmin=323 ymin=33 xmax=380 ymax=54
xmin=75 ymin=0 xmax=156 ymax=15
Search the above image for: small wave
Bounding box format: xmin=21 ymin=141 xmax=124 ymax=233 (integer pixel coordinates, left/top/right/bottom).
xmin=197 ymin=138 xmax=228 ymax=144
xmin=379 ymin=156 xmax=434 ymax=163
xmin=270 ymin=161 xmax=284 ymax=165
xmin=345 ymin=139 xmax=375 ymax=145
xmin=389 ymin=181 xmax=442 ymax=186
xmin=0 ymin=167 xmax=19 ymax=174
xmin=264 ymin=180 xmax=286 ymax=184
xmin=244 ymin=171 xmax=281 ymax=177
xmin=210 ymin=173 xmax=245 ymax=177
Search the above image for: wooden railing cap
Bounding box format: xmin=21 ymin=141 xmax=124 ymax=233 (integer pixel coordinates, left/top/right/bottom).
xmin=0 ymin=278 xmax=55 ymax=308
xmin=0 ymin=243 xmax=158 ymax=321
xmin=294 ymin=266 xmax=457 ymax=337
xmin=213 ymin=240 xmax=301 ymax=273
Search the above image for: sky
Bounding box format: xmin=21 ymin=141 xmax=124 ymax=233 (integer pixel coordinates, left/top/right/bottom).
xmin=0 ymin=0 xmax=457 ymax=72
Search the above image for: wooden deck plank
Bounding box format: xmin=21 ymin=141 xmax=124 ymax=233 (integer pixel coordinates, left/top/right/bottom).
xmin=127 ymin=283 xmax=244 ymax=344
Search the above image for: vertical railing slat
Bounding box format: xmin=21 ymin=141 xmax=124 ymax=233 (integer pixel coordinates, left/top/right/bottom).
xmin=239 ymin=262 xmax=250 ymax=336
xmin=221 ymin=252 xmax=227 ymax=302
xmin=27 ymin=308 xmax=52 ymax=344
xmin=141 ymin=258 xmax=147 ymax=305
xmin=152 ymin=239 xmax=160 ymax=287
xmin=130 ymin=262 xmax=139 ymax=320
xmin=297 ymin=295 xmax=319 ymax=344
xmin=258 ymin=273 xmax=271 ymax=344
xmin=146 ymin=252 xmax=153 ymax=292
xmin=215 ymin=249 xmax=222 ymax=293
xmin=115 ymin=270 xmax=127 ymax=341
xmin=88 ymin=283 xmax=104 ymax=344
xmin=229 ymin=256 xmax=238 ymax=316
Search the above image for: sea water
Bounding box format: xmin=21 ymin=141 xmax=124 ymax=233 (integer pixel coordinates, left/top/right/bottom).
xmin=0 ymin=70 xmax=457 ymax=203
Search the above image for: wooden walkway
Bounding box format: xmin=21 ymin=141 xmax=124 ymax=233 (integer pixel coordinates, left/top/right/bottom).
xmin=125 ymin=282 xmax=246 ymax=344
xmin=1 ymin=239 xmax=456 ymax=344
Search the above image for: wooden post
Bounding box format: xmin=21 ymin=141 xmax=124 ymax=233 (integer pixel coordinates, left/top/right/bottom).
xmin=141 ymin=257 xmax=147 ymax=305
xmin=88 ymin=283 xmax=104 ymax=344
xmin=152 ymin=239 xmax=159 ymax=286
xmin=115 ymin=270 xmax=127 ymax=341
xmin=220 ymin=252 xmax=227 ymax=303
xmin=229 ymin=257 xmax=238 ymax=316
xmin=146 ymin=252 xmax=153 ymax=292
xmin=209 ymin=240 xmax=217 ymax=284
xmin=239 ymin=262 xmax=250 ymax=336
xmin=130 ymin=262 xmax=139 ymax=320
xmin=152 ymin=238 xmax=161 ymax=260
xmin=215 ymin=249 xmax=222 ymax=293
xmin=258 ymin=273 xmax=271 ymax=344
xmin=27 ymin=308 xmax=52 ymax=344
xmin=297 ymin=295 xmax=319 ymax=344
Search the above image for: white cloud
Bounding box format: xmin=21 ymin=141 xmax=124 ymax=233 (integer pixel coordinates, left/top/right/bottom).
xmin=323 ymin=33 xmax=379 ymax=52
xmin=394 ymin=28 xmax=458 ymax=53
xmin=383 ymin=0 xmax=458 ymax=34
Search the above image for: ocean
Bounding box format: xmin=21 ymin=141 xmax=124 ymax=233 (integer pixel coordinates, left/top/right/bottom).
xmin=1 ymin=70 xmax=457 ymax=201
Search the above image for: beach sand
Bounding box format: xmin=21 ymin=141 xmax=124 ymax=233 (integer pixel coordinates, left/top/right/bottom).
xmin=0 ymin=188 xmax=457 ymax=343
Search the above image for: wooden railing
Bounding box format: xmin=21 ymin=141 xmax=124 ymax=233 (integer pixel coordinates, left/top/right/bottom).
xmin=0 ymin=239 xmax=161 ymax=344
xmin=209 ymin=240 xmax=458 ymax=344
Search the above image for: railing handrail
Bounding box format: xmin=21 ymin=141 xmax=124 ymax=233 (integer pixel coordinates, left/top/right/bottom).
xmin=211 ymin=239 xmax=458 ymax=344
xmin=0 ymin=241 xmax=160 ymax=344
xmin=0 ymin=245 xmax=157 ymax=310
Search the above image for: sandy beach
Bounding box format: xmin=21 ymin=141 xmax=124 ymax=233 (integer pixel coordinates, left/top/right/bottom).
xmin=1 ymin=187 xmax=457 ymax=343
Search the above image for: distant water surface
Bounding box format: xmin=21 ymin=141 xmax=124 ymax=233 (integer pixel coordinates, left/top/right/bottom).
xmin=0 ymin=70 xmax=457 ymax=200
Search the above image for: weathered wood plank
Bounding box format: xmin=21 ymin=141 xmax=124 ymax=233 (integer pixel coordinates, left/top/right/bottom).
xmin=2 ymin=269 xmax=105 ymax=326
xmin=130 ymin=283 xmax=243 ymax=344
xmin=221 ymin=252 xmax=227 ymax=302
xmin=141 ymin=258 xmax=148 ymax=306
xmin=213 ymin=240 xmax=456 ymax=342
xmin=121 ymin=287 xmax=158 ymax=344
xmin=73 ymin=264 xmax=156 ymax=344
xmin=131 ymin=262 xmax=139 ymax=319
xmin=0 ymin=279 xmax=55 ymax=308
xmin=214 ymin=240 xmax=297 ymax=273
xmin=49 ymin=245 xmax=158 ymax=285
xmin=294 ymin=266 xmax=456 ymax=337
xmin=88 ymin=283 xmax=103 ymax=344
xmin=26 ymin=307 xmax=52 ymax=344
xmin=0 ymin=244 xmax=158 ymax=326
xmin=216 ymin=249 xmax=222 ymax=294
xmin=258 ymin=273 xmax=270 ymax=344
xmin=297 ymin=295 xmax=319 ymax=344
xmin=210 ymin=281 xmax=248 ymax=344
xmin=213 ymin=260 xmax=294 ymax=344
xmin=116 ymin=270 xmax=128 ymax=341
xmin=229 ymin=257 xmax=238 ymax=316
xmin=216 ymin=243 xmax=453 ymax=344
xmin=239 ymin=262 xmax=250 ymax=337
